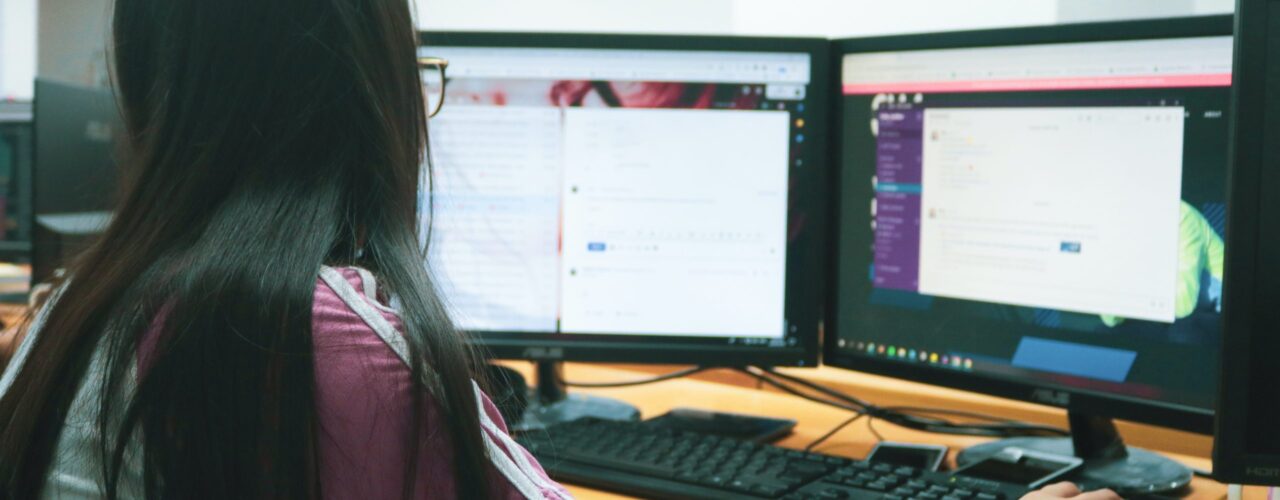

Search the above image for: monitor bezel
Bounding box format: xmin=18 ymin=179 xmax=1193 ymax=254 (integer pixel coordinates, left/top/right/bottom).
xmin=1214 ymin=0 xmax=1280 ymax=484
xmin=825 ymin=15 xmax=1233 ymax=435
xmin=419 ymin=31 xmax=831 ymax=367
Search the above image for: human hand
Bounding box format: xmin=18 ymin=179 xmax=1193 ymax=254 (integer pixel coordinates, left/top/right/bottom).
xmin=1021 ymin=482 xmax=1122 ymax=500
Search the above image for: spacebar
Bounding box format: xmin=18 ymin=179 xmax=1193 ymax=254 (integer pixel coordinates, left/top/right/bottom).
xmin=550 ymin=449 xmax=678 ymax=478
xmin=541 ymin=459 xmax=764 ymax=500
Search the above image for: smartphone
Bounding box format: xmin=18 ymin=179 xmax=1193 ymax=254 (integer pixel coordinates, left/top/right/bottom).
xmin=952 ymin=447 xmax=1084 ymax=490
xmin=865 ymin=442 xmax=949 ymax=471
xmin=644 ymin=408 xmax=796 ymax=443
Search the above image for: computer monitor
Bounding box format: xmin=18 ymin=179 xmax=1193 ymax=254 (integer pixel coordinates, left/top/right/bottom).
xmin=31 ymin=79 xmax=119 ymax=284
xmin=1214 ymin=0 xmax=1280 ymax=486
xmin=827 ymin=16 xmax=1232 ymax=494
xmin=418 ymin=33 xmax=829 ymax=424
xmin=0 ymin=105 xmax=33 ymax=259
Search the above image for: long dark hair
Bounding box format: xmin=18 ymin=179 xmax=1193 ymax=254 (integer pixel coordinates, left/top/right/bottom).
xmin=0 ymin=0 xmax=491 ymax=497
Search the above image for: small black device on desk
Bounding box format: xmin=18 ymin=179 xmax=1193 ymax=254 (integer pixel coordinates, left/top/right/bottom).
xmin=866 ymin=442 xmax=949 ymax=472
xmin=518 ymin=417 xmax=1032 ymax=500
xmin=952 ymin=447 xmax=1083 ymax=490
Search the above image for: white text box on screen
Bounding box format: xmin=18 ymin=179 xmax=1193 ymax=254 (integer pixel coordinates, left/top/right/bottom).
xmin=558 ymin=107 xmax=791 ymax=337
xmin=917 ymin=107 xmax=1184 ymax=323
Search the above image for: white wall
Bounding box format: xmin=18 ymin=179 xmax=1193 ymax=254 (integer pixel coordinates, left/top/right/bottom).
xmin=0 ymin=0 xmax=38 ymax=101
xmin=415 ymin=0 xmax=735 ymax=34
xmin=37 ymin=0 xmax=112 ymax=88
xmin=1059 ymin=0 xmax=1188 ymax=22
xmin=24 ymin=0 xmax=1236 ymax=100
xmin=1056 ymin=0 xmax=1226 ymax=23
xmin=730 ymin=0 xmax=1058 ymax=38
xmin=415 ymin=0 xmax=1226 ymax=38
xmin=1195 ymin=0 xmax=1235 ymax=14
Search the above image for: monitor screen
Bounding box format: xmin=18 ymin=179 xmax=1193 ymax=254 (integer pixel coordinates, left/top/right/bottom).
xmin=418 ymin=35 xmax=826 ymax=364
xmin=832 ymin=31 xmax=1231 ymax=416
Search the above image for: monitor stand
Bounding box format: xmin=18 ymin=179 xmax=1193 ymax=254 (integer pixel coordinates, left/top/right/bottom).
xmin=955 ymin=412 xmax=1192 ymax=495
xmin=512 ymin=361 xmax=641 ymax=432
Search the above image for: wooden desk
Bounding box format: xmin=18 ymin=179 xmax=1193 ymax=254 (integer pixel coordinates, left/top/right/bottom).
xmin=503 ymin=362 xmax=1263 ymax=500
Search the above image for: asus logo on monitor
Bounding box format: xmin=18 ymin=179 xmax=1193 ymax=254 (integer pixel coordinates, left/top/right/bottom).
xmin=1246 ymin=466 xmax=1280 ymax=478
xmin=521 ymin=347 xmax=565 ymax=360
xmin=1031 ymin=388 xmax=1070 ymax=407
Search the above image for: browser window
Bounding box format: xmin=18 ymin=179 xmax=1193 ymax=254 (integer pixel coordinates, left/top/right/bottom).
xmin=423 ymin=46 xmax=813 ymax=339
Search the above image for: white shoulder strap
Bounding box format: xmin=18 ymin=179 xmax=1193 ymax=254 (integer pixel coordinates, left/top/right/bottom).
xmin=0 ymin=283 xmax=68 ymax=397
xmin=319 ymin=267 xmax=412 ymax=365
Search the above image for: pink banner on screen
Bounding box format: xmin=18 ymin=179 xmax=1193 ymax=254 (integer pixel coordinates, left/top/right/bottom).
xmin=843 ymin=73 xmax=1232 ymax=95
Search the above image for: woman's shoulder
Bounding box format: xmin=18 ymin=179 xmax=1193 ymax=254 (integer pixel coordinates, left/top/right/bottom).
xmin=309 ymin=266 xmax=570 ymax=499
xmin=310 ymin=266 xmax=412 ymax=388
xmin=312 ymin=266 xmax=407 ymax=350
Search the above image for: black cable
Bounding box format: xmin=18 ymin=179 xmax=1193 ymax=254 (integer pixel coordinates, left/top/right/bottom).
xmin=750 ymin=367 xmax=1069 ymax=439
xmin=886 ymin=405 xmax=1031 ymax=423
xmin=558 ymin=366 xmax=712 ymax=388
xmin=868 ymin=416 xmax=885 ymax=442
xmin=805 ymin=411 xmax=868 ymax=452
xmin=558 ymin=364 xmax=1070 ymax=441
xmin=761 ymin=367 xmax=875 ymax=409
xmin=877 ymin=406 xmax=1069 ymax=437
xmin=734 ymin=367 xmax=865 ymax=412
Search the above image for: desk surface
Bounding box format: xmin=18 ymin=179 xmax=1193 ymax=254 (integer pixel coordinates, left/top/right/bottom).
xmin=503 ymin=362 xmax=1258 ymax=500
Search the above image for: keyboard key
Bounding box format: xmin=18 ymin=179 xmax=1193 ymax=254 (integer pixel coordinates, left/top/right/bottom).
xmin=753 ymin=484 xmax=790 ymax=497
xmin=817 ymin=487 xmax=849 ymax=499
xmin=727 ymin=479 xmax=755 ymax=493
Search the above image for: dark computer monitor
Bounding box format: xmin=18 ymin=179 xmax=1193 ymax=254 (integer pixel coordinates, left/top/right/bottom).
xmin=31 ymin=79 xmax=120 ymax=284
xmin=1214 ymin=0 xmax=1280 ymax=486
xmin=827 ymin=16 xmax=1232 ymax=494
xmin=418 ymin=32 xmax=829 ymax=425
xmin=0 ymin=106 xmax=34 ymax=258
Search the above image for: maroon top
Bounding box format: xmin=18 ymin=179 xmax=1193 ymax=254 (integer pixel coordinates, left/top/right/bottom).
xmin=311 ymin=267 xmax=569 ymax=499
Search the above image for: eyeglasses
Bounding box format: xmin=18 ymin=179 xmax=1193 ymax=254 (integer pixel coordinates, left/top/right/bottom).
xmin=418 ymin=56 xmax=449 ymax=118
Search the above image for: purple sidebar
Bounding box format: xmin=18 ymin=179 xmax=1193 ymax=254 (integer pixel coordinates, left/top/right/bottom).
xmin=872 ymin=108 xmax=924 ymax=292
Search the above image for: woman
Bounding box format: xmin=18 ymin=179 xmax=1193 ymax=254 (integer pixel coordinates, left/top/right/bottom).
xmin=0 ymin=0 xmax=1118 ymax=498
xmin=0 ymin=0 xmax=564 ymax=497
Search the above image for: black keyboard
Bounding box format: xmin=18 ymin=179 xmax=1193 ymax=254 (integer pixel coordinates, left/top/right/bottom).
xmin=516 ymin=418 xmax=1032 ymax=500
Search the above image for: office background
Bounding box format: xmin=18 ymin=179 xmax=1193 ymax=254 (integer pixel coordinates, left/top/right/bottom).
xmin=4 ymin=0 xmax=1280 ymax=496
